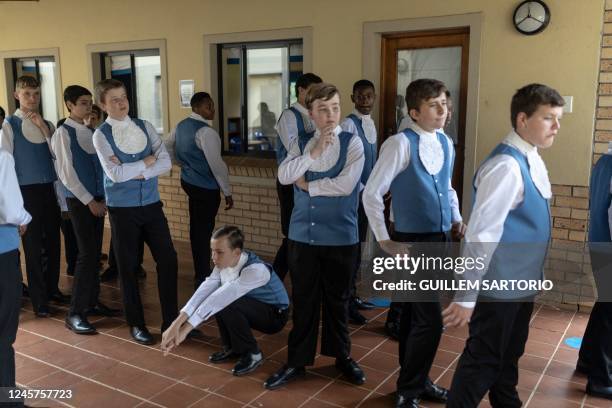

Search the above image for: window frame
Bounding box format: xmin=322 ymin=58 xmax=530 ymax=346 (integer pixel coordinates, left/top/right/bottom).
xmin=203 ymin=27 xmax=313 ymax=162
xmin=217 ymin=39 xmax=303 ymax=158
xmin=0 ymin=47 xmax=63 ymax=123
xmin=87 ymin=39 xmax=169 ymax=134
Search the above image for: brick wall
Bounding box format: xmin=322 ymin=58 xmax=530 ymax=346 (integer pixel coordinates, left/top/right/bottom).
xmin=159 ymin=163 xmax=281 ymax=259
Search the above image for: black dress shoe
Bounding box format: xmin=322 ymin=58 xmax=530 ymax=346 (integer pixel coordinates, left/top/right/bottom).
xmin=65 ymin=314 xmax=97 ymax=335
xmin=130 ymin=326 xmax=155 ymax=345
xmin=353 ymin=297 xmax=376 ymax=310
xmin=49 ymin=291 xmax=70 ymax=304
xmin=421 ymin=379 xmax=448 ymax=402
xmin=87 ymin=302 xmax=121 ymax=317
xmin=587 ymin=382 xmax=612 ymax=400
xmin=335 ymin=357 xmax=366 ymax=385
xmin=232 ymin=352 xmax=264 ymax=376
xmin=264 ymin=365 xmax=306 ymax=390
xmin=209 ymin=348 xmax=240 ymax=363
xmin=396 ymin=392 xmax=420 ymax=408
xmin=349 ymin=308 xmax=368 ymax=325
xmin=385 ymin=321 xmax=400 ymax=341
xmin=100 ymin=267 xmax=118 ymax=282
xmin=34 ymin=305 xmax=50 ymax=318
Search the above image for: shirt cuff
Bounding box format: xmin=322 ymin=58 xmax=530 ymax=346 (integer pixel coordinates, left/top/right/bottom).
xmin=371 ymin=223 xmax=390 ymax=242
xmin=187 ymin=313 xmax=203 ymax=328
xmin=180 ymin=304 xmax=196 ymax=318
xmin=451 ymin=209 xmax=463 ymax=224
xmin=454 ymin=301 xmax=476 ymax=309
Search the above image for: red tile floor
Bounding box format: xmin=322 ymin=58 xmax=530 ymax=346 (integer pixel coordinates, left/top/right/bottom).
xmin=13 ymin=233 xmax=612 ymax=407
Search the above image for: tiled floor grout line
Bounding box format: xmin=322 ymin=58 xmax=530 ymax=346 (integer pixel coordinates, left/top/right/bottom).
xmin=15 ymin=352 xmax=167 ymax=408
xmin=354 ymin=366 xmax=401 ymax=408
xmin=17 ymin=327 xmax=249 ymax=407
xmin=133 ymin=381 xmax=179 ymax=408
xmin=524 ymin=308 xmax=577 ymax=407
xmin=16 ymin=381 xmax=76 ymax=408
xmin=579 ymin=392 xmax=588 ymax=408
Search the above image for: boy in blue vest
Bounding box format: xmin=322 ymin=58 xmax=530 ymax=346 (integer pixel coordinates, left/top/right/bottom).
xmin=161 ymin=226 xmax=289 ymax=377
xmin=0 ymin=75 xmax=66 ymax=318
xmin=51 ymin=85 xmax=120 ymax=335
xmin=273 ymin=73 xmax=322 ymax=281
xmin=92 ymin=79 xmax=178 ymax=345
xmin=167 ymin=92 xmax=233 ymax=289
xmin=443 ymin=84 xmax=564 ymax=407
xmin=576 ymin=143 xmax=612 ymax=400
xmin=363 ymin=79 xmax=464 ymax=407
xmin=0 ymin=147 xmax=31 ymax=408
xmin=340 ymin=79 xmax=378 ymax=325
xmin=265 ymin=83 xmax=366 ymax=390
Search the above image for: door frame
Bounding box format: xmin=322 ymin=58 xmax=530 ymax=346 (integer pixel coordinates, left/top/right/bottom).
xmin=363 ymin=13 xmax=483 ymax=216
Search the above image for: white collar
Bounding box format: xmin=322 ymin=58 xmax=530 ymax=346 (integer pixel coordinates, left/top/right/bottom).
xmin=64 ymin=117 xmax=89 ymax=130
xmin=351 ymin=109 xmax=372 ymax=121
xmin=189 ymin=112 xmax=209 ymax=123
xmin=219 ymin=252 xmax=249 ymax=285
xmin=105 ymin=116 xmax=132 ymax=128
xmin=505 ymin=130 xmax=538 ymax=156
xmin=291 ymin=102 xmax=309 ymax=116
xmin=14 ymin=109 xmax=25 ymax=119
xmin=409 ymin=123 xmax=438 ymax=139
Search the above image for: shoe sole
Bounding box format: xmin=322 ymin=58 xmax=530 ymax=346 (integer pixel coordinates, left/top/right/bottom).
xmin=209 ymin=355 xmax=240 ymax=364
xmin=232 ymin=358 xmax=264 ymax=376
xmin=586 ymin=389 xmax=612 ymax=400
xmin=65 ymin=322 xmax=97 ymax=335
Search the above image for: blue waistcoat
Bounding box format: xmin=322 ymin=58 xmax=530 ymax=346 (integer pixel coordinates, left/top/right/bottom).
xmin=241 ymin=251 xmax=289 ymax=309
xmin=0 ymin=225 xmax=20 ymax=255
xmin=62 ymin=124 xmax=104 ymax=200
xmin=479 ymin=144 xmax=551 ymax=298
xmin=100 ymin=118 xmax=160 ymax=207
xmin=288 ymin=131 xmax=360 ymax=246
xmin=589 ymin=154 xmax=612 ymax=242
xmin=347 ymin=114 xmax=377 ymax=185
xmin=276 ymin=107 xmax=306 ymax=164
xmin=8 ymin=116 xmax=57 ymax=186
xmin=390 ymin=129 xmax=452 ymax=233
xmin=175 ymin=117 xmax=219 ymax=190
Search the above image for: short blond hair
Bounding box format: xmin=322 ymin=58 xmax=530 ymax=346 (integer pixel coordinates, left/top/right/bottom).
xmin=95 ymin=78 xmax=125 ymax=104
xmin=305 ymin=83 xmax=340 ymax=110
xmin=15 ymin=75 xmax=40 ymax=90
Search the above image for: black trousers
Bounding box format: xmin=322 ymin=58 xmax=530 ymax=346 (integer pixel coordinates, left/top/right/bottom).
xmin=0 ymin=250 xmax=22 ymax=407
xmin=66 ymin=198 xmax=104 ymax=315
xmin=394 ymin=231 xmax=448 ymax=396
xmin=350 ymin=194 xmax=368 ymax=301
xmin=216 ymin=296 xmax=289 ymax=355
xmin=287 ymin=240 xmax=358 ymax=367
xmin=108 ymin=201 xmax=178 ymax=329
xmin=60 ymin=215 xmax=78 ymax=275
xmin=180 ymin=180 xmax=221 ymax=287
xmin=447 ymin=301 xmax=534 ymax=408
xmin=20 ymin=183 xmax=61 ymax=310
xmin=273 ymin=181 xmax=294 ymax=281
xmin=108 ymin=236 xmax=144 ymax=272
xmin=579 ymin=250 xmax=612 ymax=387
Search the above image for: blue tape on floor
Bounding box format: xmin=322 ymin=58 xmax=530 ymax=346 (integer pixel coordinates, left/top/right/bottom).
xmin=368 ymin=297 xmax=391 ymax=308
xmin=564 ymin=337 xmax=582 ymax=349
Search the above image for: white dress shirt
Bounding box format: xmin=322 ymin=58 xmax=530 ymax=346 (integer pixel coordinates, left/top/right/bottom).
xmin=278 ymin=125 xmax=364 ymax=197
xmin=275 ymin=103 xmax=316 ymax=153
xmin=180 ymin=252 xmax=271 ymax=328
xmin=0 ymin=109 xmax=55 ymax=155
xmin=166 ymin=112 xmax=232 ymax=196
xmin=0 ymin=148 xmax=31 ymax=226
xmin=457 ymin=130 xmax=552 ymax=308
xmin=363 ymin=123 xmax=462 ymax=242
xmin=92 ymin=116 xmax=171 ymax=183
xmin=51 ymin=118 xmax=98 ymax=205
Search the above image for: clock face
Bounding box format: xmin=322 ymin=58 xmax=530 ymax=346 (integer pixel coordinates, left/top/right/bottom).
xmin=513 ymin=0 xmax=550 ymax=35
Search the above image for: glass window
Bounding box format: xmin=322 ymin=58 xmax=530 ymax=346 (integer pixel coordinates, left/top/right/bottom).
xmin=218 ymin=40 xmax=302 ymax=157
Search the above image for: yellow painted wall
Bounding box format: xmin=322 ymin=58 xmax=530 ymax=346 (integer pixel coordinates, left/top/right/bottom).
xmin=0 ymin=0 xmax=604 ymax=185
